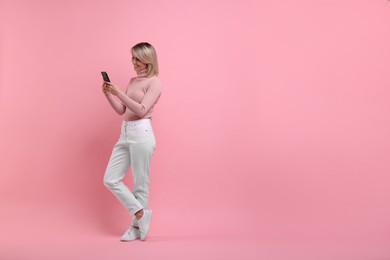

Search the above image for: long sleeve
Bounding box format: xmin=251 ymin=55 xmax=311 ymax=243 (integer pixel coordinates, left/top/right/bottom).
xmin=117 ymin=77 xmax=162 ymax=118
xmin=104 ymin=92 xmax=126 ymax=115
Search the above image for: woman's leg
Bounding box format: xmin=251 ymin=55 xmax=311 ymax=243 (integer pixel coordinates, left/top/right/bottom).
xmin=103 ymin=141 xmax=143 ymax=215
xmin=131 ymin=138 xmax=156 ymax=211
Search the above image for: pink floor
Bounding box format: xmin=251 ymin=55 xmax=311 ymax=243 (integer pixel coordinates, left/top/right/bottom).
xmin=2 ymin=202 xmax=389 ymax=260
xmin=2 ymin=230 xmax=390 ymax=260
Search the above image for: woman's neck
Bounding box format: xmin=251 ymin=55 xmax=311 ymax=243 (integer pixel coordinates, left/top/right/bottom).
xmin=136 ymin=68 xmax=148 ymax=77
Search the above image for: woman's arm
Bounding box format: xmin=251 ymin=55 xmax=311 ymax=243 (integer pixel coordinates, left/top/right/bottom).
xmin=105 ymin=80 xmax=162 ymax=117
xmin=102 ymin=82 xmax=126 ymax=115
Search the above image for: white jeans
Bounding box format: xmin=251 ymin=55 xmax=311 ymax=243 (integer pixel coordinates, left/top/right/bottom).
xmin=104 ymin=119 xmax=156 ymax=218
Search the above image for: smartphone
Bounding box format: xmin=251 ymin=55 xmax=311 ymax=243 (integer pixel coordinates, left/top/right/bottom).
xmin=101 ymin=71 xmax=110 ymax=82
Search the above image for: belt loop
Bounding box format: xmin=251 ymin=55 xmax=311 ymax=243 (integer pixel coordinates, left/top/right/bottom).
xmin=124 ymin=121 xmax=127 ymax=138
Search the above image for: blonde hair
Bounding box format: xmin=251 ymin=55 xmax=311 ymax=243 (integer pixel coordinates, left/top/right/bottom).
xmin=131 ymin=42 xmax=159 ymax=77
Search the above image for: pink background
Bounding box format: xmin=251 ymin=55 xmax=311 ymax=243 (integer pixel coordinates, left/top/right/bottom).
xmin=1 ymin=0 xmax=390 ymax=259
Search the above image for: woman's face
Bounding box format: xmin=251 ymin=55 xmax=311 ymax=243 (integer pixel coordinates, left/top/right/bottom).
xmin=131 ymin=51 xmax=147 ymax=73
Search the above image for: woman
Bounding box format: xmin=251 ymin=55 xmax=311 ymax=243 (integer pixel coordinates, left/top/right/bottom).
xmin=102 ymin=42 xmax=162 ymax=242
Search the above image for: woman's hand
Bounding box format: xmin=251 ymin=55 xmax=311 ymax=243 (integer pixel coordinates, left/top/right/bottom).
xmin=102 ymin=82 xmax=109 ymax=94
xmin=103 ymin=82 xmax=121 ymax=96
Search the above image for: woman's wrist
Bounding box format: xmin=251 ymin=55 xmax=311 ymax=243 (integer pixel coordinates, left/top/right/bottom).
xmin=116 ymin=90 xmax=125 ymax=98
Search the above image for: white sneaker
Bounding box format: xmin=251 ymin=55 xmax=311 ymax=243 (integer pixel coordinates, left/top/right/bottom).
xmin=138 ymin=210 xmax=152 ymax=241
xmin=131 ymin=217 xmax=139 ymax=228
xmin=120 ymin=226 xmax=140 ymax=242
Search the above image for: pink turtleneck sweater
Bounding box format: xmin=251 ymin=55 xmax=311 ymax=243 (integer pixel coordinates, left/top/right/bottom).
xmin=105 ymin=70 xmax=163 ymax=121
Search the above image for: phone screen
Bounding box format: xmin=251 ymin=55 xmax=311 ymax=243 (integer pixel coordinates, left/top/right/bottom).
xmin=101 ymin=71 xmax=110 ymax=82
